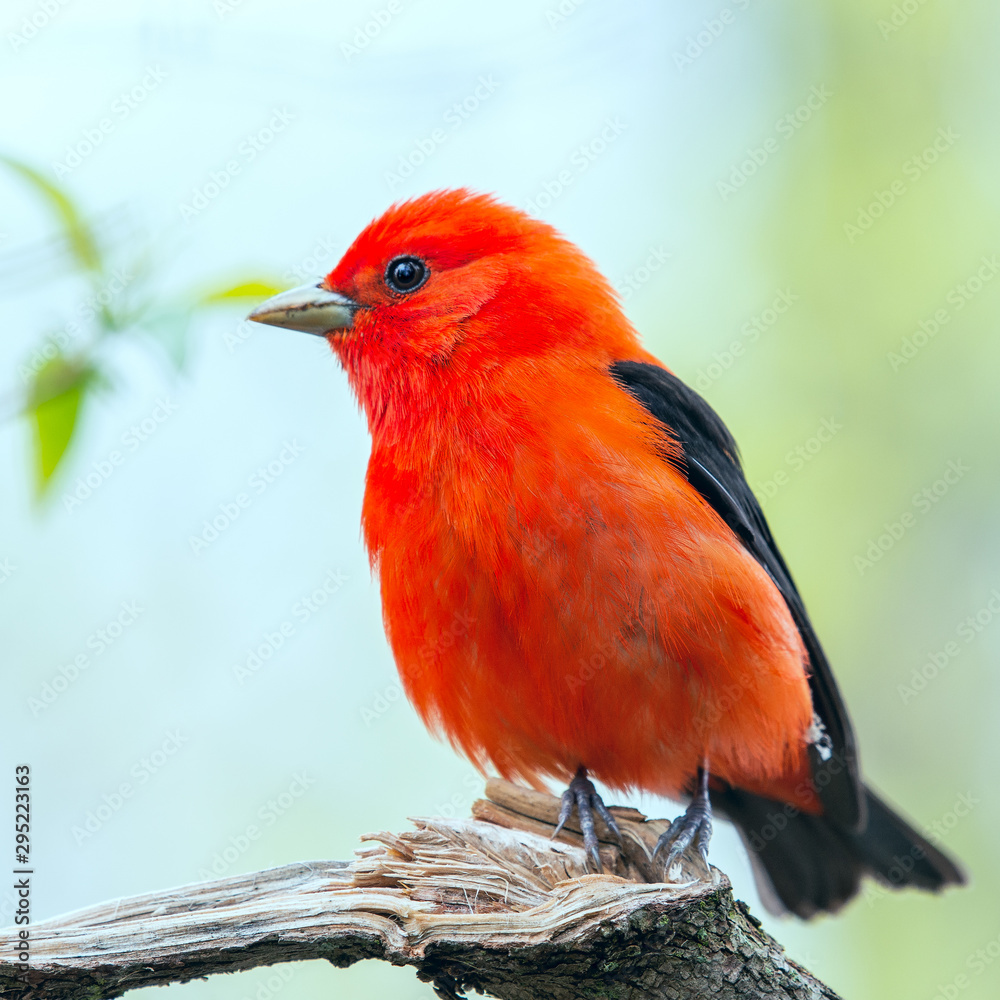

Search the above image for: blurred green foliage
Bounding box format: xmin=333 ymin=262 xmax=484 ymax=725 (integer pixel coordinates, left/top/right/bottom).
xmin=3 ymin=156 xmax=284 ymax=498
xmin=688 ymin=5 xmax=1000 ymax=996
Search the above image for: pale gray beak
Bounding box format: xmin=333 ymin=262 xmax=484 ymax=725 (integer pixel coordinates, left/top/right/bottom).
xmin=246 ymin=283 xmax=359 ymax=336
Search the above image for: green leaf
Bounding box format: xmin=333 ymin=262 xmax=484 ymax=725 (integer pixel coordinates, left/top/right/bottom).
xmin=197 ymin=279 xmax=286 ymax=305
xmin=27 ymin=356 xmax=94 ymax=495
xmin=1 ymin=156 xmax=103 ymax=274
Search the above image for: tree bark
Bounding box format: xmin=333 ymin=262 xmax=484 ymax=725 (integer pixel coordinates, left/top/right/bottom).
xmin=0 ymin=780 xmax=839 ymax=1000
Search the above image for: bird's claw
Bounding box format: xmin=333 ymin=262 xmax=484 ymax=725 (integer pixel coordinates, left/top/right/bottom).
xmin=552 ymin=766 xmax=622 ymax=872
xmin=654 ymin=766 xmax=713 ymax=878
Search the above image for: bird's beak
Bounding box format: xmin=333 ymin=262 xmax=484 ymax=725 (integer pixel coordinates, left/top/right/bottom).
xmin=246 ymin=283 xmax=359 ymax=336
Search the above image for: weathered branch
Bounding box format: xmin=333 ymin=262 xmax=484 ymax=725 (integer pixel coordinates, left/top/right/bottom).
xmin=0 ymin=780 xmax=839 ymax=999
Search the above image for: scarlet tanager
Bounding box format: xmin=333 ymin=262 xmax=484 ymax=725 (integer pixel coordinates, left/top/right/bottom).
xmin=248 ymin=189 xmax=964 ymax=917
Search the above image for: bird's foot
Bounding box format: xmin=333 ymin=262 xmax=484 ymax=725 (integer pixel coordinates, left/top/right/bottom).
xmin=552 ymin=765 xmax=622 ymax=872
xmin=654 ymin=766 xmax=713 ymax=878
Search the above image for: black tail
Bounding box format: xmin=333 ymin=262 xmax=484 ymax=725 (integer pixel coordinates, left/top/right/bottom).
xmin=712 ymin=783 xmax=967 ymax=918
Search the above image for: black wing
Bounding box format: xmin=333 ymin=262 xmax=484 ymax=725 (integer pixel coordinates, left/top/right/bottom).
xmin=610 ymin=360 xmax=863 ymax=830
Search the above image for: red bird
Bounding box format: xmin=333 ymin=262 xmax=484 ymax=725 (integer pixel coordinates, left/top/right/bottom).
xmin=249 ymin=189 xmax=964 ymax=916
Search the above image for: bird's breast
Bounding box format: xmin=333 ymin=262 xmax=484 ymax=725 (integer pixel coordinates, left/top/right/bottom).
xmin=361 ymin=372 xmax=813 ymax=797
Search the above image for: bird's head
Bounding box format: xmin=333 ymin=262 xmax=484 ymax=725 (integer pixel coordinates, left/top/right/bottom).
xmin=248 ymin=189 xmax=639 ymax=434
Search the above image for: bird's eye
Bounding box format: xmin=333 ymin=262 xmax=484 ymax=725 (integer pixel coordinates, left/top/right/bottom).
xmin=385 ymin=256 xmax=428 ymax=293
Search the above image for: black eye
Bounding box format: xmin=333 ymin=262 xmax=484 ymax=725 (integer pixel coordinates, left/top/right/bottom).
xmin=385 ymin=256 xmax=428 ymax=293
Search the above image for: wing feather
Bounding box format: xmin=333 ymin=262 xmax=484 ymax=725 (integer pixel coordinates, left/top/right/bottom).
xmin=610 ymin=360 xmax=863 ymax=829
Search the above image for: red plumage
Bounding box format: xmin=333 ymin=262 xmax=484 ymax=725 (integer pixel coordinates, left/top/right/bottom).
xmin=328 ymin=190 xmax=815 ymax=807
xmin=249 ymin=188 xmax=965 ymax=916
